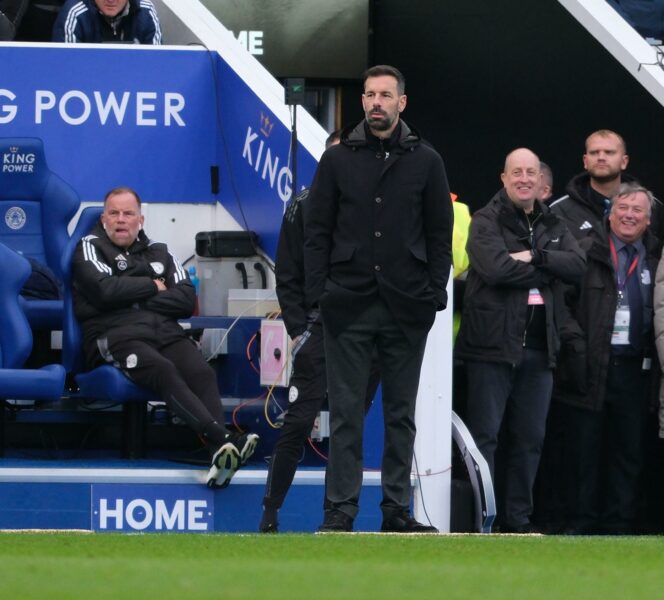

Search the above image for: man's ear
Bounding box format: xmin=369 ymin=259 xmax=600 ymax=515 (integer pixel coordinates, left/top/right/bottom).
xmin=398 ymin=94 xmax=407 ymax=113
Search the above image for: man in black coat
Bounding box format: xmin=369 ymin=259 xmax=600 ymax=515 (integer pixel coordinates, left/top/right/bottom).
xmin=259 ymin=131 xmax=380 ymax=533
xmin=455 ymin=148 xmax=585 ymax=533
xmin=305 ymin=65 xmax=453 ymax=533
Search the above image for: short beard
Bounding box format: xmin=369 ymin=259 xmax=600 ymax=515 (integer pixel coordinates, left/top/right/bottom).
xmin=366 ymin=114 xmax=394 ymax=131
xmin=589 ymin=169 xmax=621 ymax=185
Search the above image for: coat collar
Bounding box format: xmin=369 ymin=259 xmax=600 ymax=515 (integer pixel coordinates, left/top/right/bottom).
xmin=493 ymin=189 xmax=558 ymax=235
xmin=341 ymin=119 xmax=420 ymax=152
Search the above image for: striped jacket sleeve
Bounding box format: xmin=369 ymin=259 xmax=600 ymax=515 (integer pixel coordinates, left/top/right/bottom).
xmin=52 ymin=1 xmax=87 ymax=43
xmin=139 ymin=0 xmax=162 ymax=45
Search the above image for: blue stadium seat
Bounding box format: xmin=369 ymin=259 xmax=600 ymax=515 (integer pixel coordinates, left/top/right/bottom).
xmin=0 ymin=241 xmax=66 ymax=454
xmin=61 ymin=207 xmax=159 ymax=458
xmin=0 ymin=137 xmax=80 ymax=329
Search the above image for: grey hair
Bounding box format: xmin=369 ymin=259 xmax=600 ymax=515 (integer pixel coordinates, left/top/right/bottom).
xmin=611 ymin=181 xmax=655 ymax=217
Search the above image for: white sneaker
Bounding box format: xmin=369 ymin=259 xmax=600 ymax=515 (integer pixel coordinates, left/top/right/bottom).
xmin=206 ymin=442 xmax=240 ymax=489
xmin=227 ymin=432 xmax=259 ymax=465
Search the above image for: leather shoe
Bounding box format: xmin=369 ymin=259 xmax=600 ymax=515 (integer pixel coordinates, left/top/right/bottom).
xmin=500 ymin=522 xmax=541 ymax=534
xmin=318 ymin=509 xmax=353 ymax=532
xmin=381 ymin=512 xmax=438 ymax=533
xmin=259 ymin=508 xmax=278 ymax=533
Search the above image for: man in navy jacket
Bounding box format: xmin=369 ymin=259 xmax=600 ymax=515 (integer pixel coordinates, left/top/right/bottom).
xmin=53 ymin=0 xmax=161 ymax=44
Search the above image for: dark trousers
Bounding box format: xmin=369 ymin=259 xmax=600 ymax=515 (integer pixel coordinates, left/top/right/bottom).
xmin=262 ymin=320 xmax=379 ymax=510
xmin=323 ymin=298 xmax=427 ymax=520
xmin=567 ymin=356 xmax=650 ymax=534
xmin=97 ymin=326 xmax=227 ymax=445
xmin=465 ymin=348 xmax=553 ymax=527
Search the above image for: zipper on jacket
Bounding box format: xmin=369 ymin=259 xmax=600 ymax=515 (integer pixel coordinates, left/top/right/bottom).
xmin=522 ymin=305 xmax=536 ymax=347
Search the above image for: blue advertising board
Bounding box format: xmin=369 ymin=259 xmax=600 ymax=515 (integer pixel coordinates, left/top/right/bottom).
xmin=0 ymin=45 xmax=321 ymax=259
xmin=213 ymin=58 xmax=319 ymax=258
xmin=0 ymin=46 xmax=218 ymax=204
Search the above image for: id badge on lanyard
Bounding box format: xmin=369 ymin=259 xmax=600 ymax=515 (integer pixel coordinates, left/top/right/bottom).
xmin=611 ymin=304 xmax=630 ymax=345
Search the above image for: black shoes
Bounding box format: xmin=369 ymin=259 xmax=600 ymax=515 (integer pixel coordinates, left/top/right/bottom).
xmin=318 ymin=509 xmax=436 ymax=533
xmin=259 ymin=508 xmax=279 ymax=534
xmin=318 ymin=510 xmax=354 ymax=533
xmin=500 ymin=521 xmax=541 ymax=534
xmin=381 ymin=511 xmax=439 ymax=533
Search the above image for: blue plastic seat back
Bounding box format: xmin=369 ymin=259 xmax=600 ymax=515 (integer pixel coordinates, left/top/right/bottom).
xmin=61 ymin=206 xmax=104 ymax=374
xmin=0 ymin=241 xmax=65 ymax=401
xmin=0 ymin=242 xmax=33 ymax=369
xmin=0 ymin=137 xmax=80 ymax=280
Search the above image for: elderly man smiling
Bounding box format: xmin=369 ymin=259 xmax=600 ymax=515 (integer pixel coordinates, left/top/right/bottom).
xmin=455 ymin=148 xmax=585 ymax=533
xmin=53 ymin=0 xmax=161 ymax=44
xmin=556 ymin=182 xmax=662 ymax=535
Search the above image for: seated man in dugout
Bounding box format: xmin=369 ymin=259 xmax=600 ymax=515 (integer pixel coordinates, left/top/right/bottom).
xmin=71 ymin=186 xmax=258 ymax=487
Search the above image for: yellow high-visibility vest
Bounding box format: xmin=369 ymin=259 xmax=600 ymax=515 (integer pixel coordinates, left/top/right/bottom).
xmin=452 ymin=199 xmax=470 ymax=280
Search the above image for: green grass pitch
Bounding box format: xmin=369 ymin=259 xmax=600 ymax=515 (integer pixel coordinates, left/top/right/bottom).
xmin=1 ymin=532 xmax=663 ymax=599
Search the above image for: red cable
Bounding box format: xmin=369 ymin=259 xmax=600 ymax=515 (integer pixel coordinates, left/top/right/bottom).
xmin=306 ymin=437 xmax=328 ymax=461
xmin=231 ymin=393 xmax=266 ymax=431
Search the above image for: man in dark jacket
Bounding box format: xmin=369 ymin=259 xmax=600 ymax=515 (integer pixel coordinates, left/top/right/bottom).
xmin=259 ymin=130 xmax=380 ymax=534
xmin=549 ymin=129 xmax=664 ymax=240
xmin=305 ymin=65 xmax=453 ymax=533
xmin=455 ymin=148 xmax=585 ymax=533
xmin=72 ymin=187 xmax=257 ymax=488
xmin=53 ymin=0 xmax=161 ymax=44
xmin=554 ymin=182 xmax=661 ymax=535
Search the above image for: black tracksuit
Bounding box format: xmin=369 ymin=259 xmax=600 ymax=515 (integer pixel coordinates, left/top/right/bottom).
xmin=72 ymin=221 xmax=228 ymax=447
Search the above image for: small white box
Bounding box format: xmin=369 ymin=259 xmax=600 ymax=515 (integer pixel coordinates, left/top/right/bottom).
xmin=228 ymin=289 xmax=280 ymax=317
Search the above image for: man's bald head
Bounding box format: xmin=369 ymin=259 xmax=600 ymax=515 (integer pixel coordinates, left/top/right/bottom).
xmin=501 ymin=148 xmax=542 ymax=213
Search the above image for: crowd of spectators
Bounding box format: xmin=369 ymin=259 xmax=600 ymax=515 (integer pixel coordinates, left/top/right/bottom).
xmin=455 ymin=129 xmax=664 ymax=535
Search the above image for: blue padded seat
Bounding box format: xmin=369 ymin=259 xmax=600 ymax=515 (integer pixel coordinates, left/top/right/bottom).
xmin=0 ymin=137 xmax=80 ymax=329
xmin=0 ymin=241 xmax=66 ymax=453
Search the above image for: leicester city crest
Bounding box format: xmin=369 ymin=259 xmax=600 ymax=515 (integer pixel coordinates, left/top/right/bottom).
xmin=5 ymin=206 xmax=26 ymax=230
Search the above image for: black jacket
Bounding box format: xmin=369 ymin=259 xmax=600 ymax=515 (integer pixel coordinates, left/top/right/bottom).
xmin=304 ymin=120 xmax=453 ymax=345
xmin=275 ymin=188 xmax=309 ymax=339
xmin=550 ymin=171 xmax=664 ymax=242
xmin=53 ymin=0 xmax=161 ymax=44
xmin=455 ymin=190 xmax=585 ymax=367
xmin=553 ymin=223 xmax=662 ymax=411
xmin=72 ymin=221 xmax=194 ymax=366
